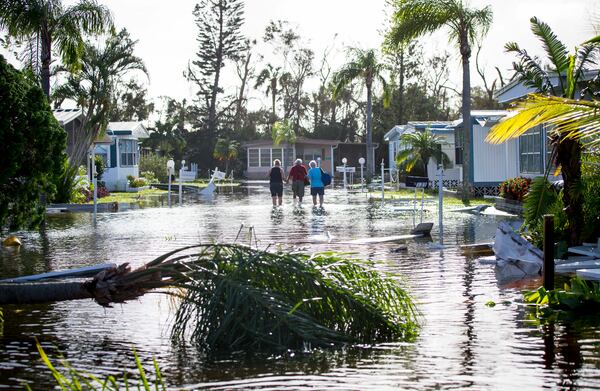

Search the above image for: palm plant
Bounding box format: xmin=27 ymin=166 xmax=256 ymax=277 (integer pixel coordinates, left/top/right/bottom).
xmin=332 ymin=48 xmax=391 ymax=178
xmin=0 ymin=244 xmax=420 ymax=352
xmin=255 ymin=63 xmax=283 ymax=124
xmin=271 ymin=119 xmax=296 ymax=146
xmin=0 ymin=0 xmax=114 ymax=98
xmin=387 ymin=0 xmax=493 ymax=197
xmin=395 ymin=129 xmax=451 ymax=178
xmin=53 ymin=29 xmax=147 ymax=169
xmin=212 ymin=137 xmax=239 ymax=173
xmin=487 ymin=18 xmax=600 ymax=245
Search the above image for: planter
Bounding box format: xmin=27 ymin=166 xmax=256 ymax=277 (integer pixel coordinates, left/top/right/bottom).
xmin=125 ymin=185 xmax=150 ymax=193
xmin=495 ymin=197 xmax=524 ymax=215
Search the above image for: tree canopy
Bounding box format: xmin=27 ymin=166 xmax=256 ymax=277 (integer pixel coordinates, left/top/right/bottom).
xmin=0 ymin=54 xmax=66 ymax=230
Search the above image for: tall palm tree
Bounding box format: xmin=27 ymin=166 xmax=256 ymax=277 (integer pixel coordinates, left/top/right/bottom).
xmin=53 ymin=29 xmax=147 ymax=168
xmin=332 ymin=48 xmax=391 ymax=177
xmin=396 ymin=129 xmax=451 ymax=178
xmin=0 ymin=0 xmax=114 ymax=99
xmin=255 ymin=63 xmax=283 ymax=124
xmin=213 ymin=138 xmax=239 ymax=174
xmin=487 ymin=19 xmax=600 ymax=245
xmin=387 ymin=0 xmax=493 ymax=197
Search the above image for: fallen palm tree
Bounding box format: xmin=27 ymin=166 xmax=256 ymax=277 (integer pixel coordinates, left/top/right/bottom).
xmin=1 ymin=244 xmax=419 ymax=351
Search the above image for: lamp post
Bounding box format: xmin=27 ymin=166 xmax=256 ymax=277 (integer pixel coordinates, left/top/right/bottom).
xmin=91 ymin=149 xmax=97 ymax=224
xmin=358 ymin=157 xmax=365 ymax=192
xmin=381 ymin=159 xmax=385 ymax=203
xmin=179 ymin=159 xmax=185 ymax=206
xmin=342 ymin=157 xmax=348 ymax=190
xmin=167 ymin=159 xmax=174 ymax=208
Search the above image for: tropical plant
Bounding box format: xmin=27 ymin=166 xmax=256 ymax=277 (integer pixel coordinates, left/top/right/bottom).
xmin=0 ymin=244 xmax=420 ymax=352
xmin=139 ymin=154 xmax=170 ymax=183
xmin=525 ymin=277 xmax=600 ymax=312
xmin=271 ymin=119 xmax=296 ymax=146
xmin=212 ymin=138 xmax=239 ymax=174
xmin=32 ymin=342 xmax=165 ymax=391
xmin=387 ymin=0 xmax=493 ymax=197
xmin=255 ymin=63 xmax=283 ymax=123
xmin=332 ymin=48 xmax=391 ymax=178
xmin=0 ymin=0 xmax=114 ymax=98
xmin=395 ymin=130 xmax=451 ymax=178
xmin=0 ymin=54 xmax=66 ymax=230
xmin=499 ymin=176 xmax=532 ymax=201
xmin=53 ymin=28 xmax=147 ymax=169
xmin=487 ymin=18 xmax=600 ymax=245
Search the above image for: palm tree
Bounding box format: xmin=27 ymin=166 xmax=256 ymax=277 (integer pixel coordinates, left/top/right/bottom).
xmin=487 ymin=18 xmax=600 ymax=245
xmin=387 ymin=0 xmax=493 ymax=197
xmin=396 ymin=129 xmax=451 ymax=178
xmin=271 ymin=119 xmax=296 ymax=146
xmin=212 ymin=138 xmax=239 ymax=174
xmin=332 ymin=48 xmax=391 ymax=177
xmin=0 ymin=0 xmax=114 ymax=98
xmin=255 ymin=63 xmax=283 ymax=124
xmin=53 ymin=29 xmax=147 ymax=168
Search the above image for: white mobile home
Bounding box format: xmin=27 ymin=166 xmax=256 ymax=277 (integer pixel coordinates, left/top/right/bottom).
xmin=94 ymin=122 xmax=149 ymax=191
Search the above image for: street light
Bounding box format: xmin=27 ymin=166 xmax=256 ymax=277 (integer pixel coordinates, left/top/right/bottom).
xmin=167 ymin=159 xmax=174 ymax=207
xmin=341 ymin=157 xmax=348 ymax=190
xmin=358 ymin=157 xmax=365 ymax=191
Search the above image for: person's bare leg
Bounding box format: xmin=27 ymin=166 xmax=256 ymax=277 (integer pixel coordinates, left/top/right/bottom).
xmin=319 ymin=194 xmax=324 ymax=207
xmin=272 ymin=196 xmax=277 ymax=206
xmin=312 ymin=194 xmax=317 ymax=206
xmin=278 ymin=195 xmax=283 ymax=206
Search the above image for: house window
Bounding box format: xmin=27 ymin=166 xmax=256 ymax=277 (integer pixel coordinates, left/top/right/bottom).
xmin=272 ymin=148 xmax=282 ymax=162
xmin=519 ymin=126 xmax=542 ymax=174
xmin=248 ymin=148 xmax=259 ymax=167
xmin=284 ymin=148 xmax=294 ymax=167
xmin=119 ymin=139 xmax=137 ymax=167
xmin=454 ymin=127 xmax=464 ymax=165
xmin=260 ymin=148 xmax=271 ymax=166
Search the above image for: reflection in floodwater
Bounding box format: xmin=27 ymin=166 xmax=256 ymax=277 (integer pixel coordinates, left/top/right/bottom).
xmin=1 ymin=184 xmax=600 ymax=389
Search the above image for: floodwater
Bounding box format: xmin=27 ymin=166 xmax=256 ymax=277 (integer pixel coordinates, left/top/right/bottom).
xmin=1 ymin=184 xmax=600 ymax=389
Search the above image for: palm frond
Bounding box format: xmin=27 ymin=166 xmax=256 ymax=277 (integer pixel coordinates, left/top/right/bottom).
xmin=529 ymin=16 xmax=569 ymax=75
xmin=487 ymin=94 xmax=600 ymax=146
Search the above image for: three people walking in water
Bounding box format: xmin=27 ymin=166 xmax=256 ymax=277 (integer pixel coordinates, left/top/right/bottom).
xmin=268 ymin=158 xmax=326 ymax=207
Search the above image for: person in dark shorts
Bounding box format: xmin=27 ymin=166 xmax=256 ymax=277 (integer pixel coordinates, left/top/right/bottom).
xmin=268 ymin=159 xmax=285 ymax=206
xmin=287 ymin=158 xmax=308 ymax=205
xmin=306 ymin=160 xmax=325 ymax=207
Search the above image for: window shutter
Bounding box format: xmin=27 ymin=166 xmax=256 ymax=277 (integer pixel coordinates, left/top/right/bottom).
xmin=110 ymin=142 xmax=117 ymax=168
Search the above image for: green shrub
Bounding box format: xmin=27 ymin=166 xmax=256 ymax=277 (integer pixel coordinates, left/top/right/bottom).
xmin=94 ymin=155 xmax=105 ymax=182
xmin=141 ymin=171 xmax=157 ymax=184
xmin=499 ymin=176 xmax=532 ymax=201
xmin=128 ymin=177 xmax=147 ymax=188
xmin=139 ymin=154 xmax=169 ymax=183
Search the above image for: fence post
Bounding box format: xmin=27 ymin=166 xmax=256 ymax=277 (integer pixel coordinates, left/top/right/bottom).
xmin=543 ymin=214 xmax=554 ymax=291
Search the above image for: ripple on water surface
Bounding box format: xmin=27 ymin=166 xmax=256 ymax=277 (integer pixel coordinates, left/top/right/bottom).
xmin=1 ymin=186 xmax=600 ymax=389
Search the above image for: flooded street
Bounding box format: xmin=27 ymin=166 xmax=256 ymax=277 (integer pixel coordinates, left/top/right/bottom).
xmin=2 ymin=184 xmax=600 ymax=389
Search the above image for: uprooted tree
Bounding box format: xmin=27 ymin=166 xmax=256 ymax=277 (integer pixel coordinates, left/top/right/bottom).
xmin=0 ymin=244 xmax=419 ymax=352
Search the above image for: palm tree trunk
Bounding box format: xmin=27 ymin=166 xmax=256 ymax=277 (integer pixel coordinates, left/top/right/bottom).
xmin=366 ymin=83 xmax=374 ymax=178
xmin=40 ymin=29 xmax=51 ymax=99
xmin=0 ymin=282 xmax=92 ymax=305
xmin=460 ymin=35 xmax=473 ymax=200
xmin=556 ymin=137 xmax=584 ymax=245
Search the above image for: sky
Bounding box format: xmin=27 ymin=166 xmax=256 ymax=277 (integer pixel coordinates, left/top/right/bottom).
xmin=3 ymin=0 xmax=599 ymax=107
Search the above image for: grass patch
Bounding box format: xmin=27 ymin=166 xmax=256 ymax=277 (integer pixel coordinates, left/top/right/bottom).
xmin=86 ymin=188 xmax=167 ymax=204
xmin=369 ymin=189 xmax=494 ymax=207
